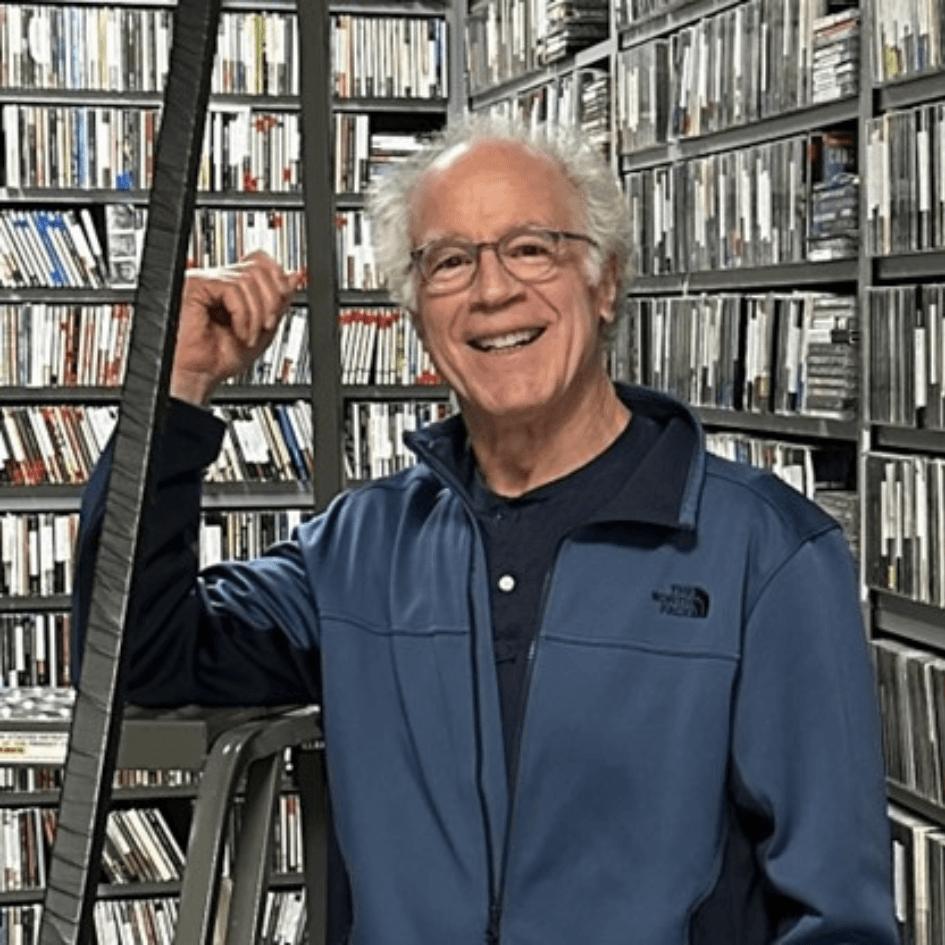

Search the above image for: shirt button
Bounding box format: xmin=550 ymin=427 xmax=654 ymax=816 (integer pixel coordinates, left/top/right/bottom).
xmin=497 ymin=574 xmax=516 ymax=593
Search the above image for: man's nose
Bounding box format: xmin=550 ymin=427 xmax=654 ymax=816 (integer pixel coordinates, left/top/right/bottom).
xmin=470 ymin=245 xmax=520 ymax=305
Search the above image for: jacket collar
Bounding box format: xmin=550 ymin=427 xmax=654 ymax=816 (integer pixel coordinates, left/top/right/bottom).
xmin=405 ymin=384 xmax=705 ymax=532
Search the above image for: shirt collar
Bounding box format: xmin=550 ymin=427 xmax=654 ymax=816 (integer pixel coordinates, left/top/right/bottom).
xmin=405 ymin=383 xmax=705 ymax=532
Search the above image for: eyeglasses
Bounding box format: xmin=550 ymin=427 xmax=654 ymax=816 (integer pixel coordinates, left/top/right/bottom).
xmin=410 ymin=227 xmax=598 ymax=293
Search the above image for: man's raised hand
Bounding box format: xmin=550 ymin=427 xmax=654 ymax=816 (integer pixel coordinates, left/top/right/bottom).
xmin=170 ymin=251 xmax=302 ymax=405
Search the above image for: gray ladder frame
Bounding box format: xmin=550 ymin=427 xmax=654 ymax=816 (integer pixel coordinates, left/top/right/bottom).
xmin=173 ymin=706 xmax=326 ymax=945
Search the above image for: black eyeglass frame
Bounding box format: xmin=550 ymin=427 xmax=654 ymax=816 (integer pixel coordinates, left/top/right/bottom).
xmin=409 ymin=227 xmax=599 ymax=290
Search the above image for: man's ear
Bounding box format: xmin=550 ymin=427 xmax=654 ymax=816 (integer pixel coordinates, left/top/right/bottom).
xmin=408 ymin=306 xmax=426 ymax=342
xmin=597 ymin=256 xmax=621 ymax=324
xmin=405 ymin=276 xmax=426 ymax=339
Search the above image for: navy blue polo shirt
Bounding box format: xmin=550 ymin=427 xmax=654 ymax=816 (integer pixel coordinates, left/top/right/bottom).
xmin=461 ymin=412 xmax=663 ymax=779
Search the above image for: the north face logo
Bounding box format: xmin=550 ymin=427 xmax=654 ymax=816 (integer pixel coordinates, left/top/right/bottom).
xmin=652 ymin=584 xmax=710 ymax=618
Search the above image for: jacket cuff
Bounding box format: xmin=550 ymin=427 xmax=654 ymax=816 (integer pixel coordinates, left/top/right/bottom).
xmin=159 ymin=397 xmax=227 ymax=475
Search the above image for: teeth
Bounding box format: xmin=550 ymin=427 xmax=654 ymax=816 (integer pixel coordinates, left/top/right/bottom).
xmin=473 ymin=329 xmax=541 ymax=351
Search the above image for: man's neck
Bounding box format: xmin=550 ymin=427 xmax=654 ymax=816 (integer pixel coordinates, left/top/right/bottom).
xmin=464 ymin=379 xmax=631 ymax=498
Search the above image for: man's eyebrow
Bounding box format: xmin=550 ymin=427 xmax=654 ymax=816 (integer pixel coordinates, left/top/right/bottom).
xmin=417 ymin=231 xmax=468 ymax=245
xmin=418 ymin=223 xmax=558 ymax=244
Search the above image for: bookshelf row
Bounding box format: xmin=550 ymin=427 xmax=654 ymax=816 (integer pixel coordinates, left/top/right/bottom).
xmin=333 ymin=114 xmax=431 ymax=195
xmin=1 ymin=506 xmax=345 ymax=598
xmin=0 ymin=101 xmax=466 ymax=200
xmin=0 ymin=302 xmax=130 ymax=388
xmin=872 ymin=0 xmax=944 ymax=83
xmin=866 ymin=102 xmax=945 ymax=257
xmin=604 ymin=0 xmax=939 ymax=84
xmin=2 ymin=103 xmax=306 ymax=195
xmin=0 ymin=402 xmax=325 ymax=488
xmin=614 ymin=2 xmax=858 ymax=154
xmin=866 ymin=453 xmax=945 ymax=608
xmin=199 ymin=509 xmax=312 ymax=568
xmin=339 ymin=306 xmax=440 ymax=386
xmin=0 ymin=790 xmax=308 ymax=894
xmin=0 ymin=805 xmax=181 ymax=893
xmin=208 ymin=402 xmax=314 ymax=485
xmin=1 ymin=513 xmax=77 ymax=598
xmin=0 ymin=207 xmax=108 ymax=290
xmin=0 ymin=886 xmax=308 ymax=945
xmin=330 ymin=13 xmax=450 ymax=100
xmin=874 ymin=636 xmax=945 ymax=809
xmin=869 ymin=283 xmax=945 ymax=430
xmin=0 ymin=6 xmax=453 ymax=105
xmin=1 ymin=405 xmax=115 ymax=486
xmin=89 ymin=887 xmax=306 ymax=945
xmin=476 ymin=62 xmax=612 ymax=156
xmin=889 ymin=802 xmax=945 ymax=945
xmin=0 ymin=204 xmax=470 ymax=292
xmin=0 ymin=300 xmax=448 ymax=393
xmin=0 ymin=204 xmax=309 ymax=289
xmin=610 ymin=290 xmax=858 ymax=418
xmin=464 ymin=0 xmax=609 ymax=94
xmin=0 ymin=393 xmax=461 ymax=490
xmin=624 ymin=127 xmax=857 ymax=277
xmin=7 ymin=510 xmax=314 ymax=595
xmin=0 ymin=613 xmax=71 ymax=690
xmin=0 ymin=7 xmax=303 ymax=97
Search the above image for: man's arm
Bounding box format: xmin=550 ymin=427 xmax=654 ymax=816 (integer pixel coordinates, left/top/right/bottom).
xmin=729 ymin=527 xmax=898 ymax=943
xmin=71 ymin=254 xmax=321 ymax=707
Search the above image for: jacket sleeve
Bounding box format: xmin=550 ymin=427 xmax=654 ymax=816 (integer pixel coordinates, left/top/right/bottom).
xmin=71 ymin=398 xmax=322 ymax=707
xmin=729 ymin=525 xmax=899 ymax=944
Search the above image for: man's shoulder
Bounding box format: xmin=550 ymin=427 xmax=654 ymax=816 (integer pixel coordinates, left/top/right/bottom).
xmin=310 ymin=463 xmax=458 ymax=540
xmin=339 ymin=462 xmax=446 ymax=503
xmin=703 ymin=451 xmax=838 ymax=545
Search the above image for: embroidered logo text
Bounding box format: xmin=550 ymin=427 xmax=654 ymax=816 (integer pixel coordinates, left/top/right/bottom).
xmin=652 ymin=584 xmax=711 ymax=619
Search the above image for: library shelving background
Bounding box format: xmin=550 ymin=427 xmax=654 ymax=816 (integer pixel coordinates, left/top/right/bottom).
xmin=1 ymin=0 xmax=944 ymax=941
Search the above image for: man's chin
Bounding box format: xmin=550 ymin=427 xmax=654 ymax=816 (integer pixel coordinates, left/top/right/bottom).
xmin=462 ymin=387 xmax=557 ymax=428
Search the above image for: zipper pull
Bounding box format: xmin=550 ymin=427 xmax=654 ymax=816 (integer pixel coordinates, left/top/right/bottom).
xmin=486 ymin=903 xmax=502 ymax=943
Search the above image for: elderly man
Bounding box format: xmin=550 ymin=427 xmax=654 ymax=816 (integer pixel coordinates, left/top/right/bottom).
xmin=74 ymin=116 xmax=898 ymax=944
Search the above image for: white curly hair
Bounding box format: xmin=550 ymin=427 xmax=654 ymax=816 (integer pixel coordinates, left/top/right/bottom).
xmin=365 ymin=113 xmax=631 ymax=319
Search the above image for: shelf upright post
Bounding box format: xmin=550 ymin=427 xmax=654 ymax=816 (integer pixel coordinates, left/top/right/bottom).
xmin=446 ymin=0 xmax=468 ymax=123
xmin=858 ymin=0 xmax=878 ymax=624
xmin=297 ymin=0 xmax=343 ymax=511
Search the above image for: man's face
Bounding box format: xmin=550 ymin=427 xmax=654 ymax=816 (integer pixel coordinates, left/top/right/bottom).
xmin=409 ymin=140 xmax=617 ymax=428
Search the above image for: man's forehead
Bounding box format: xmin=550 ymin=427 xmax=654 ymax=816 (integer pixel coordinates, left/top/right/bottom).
xmin=413 ymin=139 xmax=572 ymax=217
xmin=408 ymin=137 xmax=585 ymax=245
xmin=427 ymin=136 xmax=553 ymax=176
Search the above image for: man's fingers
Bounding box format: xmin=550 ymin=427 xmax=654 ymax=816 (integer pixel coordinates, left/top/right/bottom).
xmin=180 ymin=252 xmax=301 ymax=370
xmin=231 ymin=252 xmax=300 ymax=334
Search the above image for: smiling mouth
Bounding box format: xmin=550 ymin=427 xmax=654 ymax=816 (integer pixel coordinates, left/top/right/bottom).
xmin=470 ymin=328 xmax=544 ymax=352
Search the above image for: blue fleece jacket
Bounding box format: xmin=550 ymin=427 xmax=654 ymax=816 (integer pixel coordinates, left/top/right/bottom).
xmin=73 ymin=384 xmax=898 ymax=945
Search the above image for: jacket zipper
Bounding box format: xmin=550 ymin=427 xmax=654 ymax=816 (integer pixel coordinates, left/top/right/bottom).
xmin=406 ymin=438 xmax=580 ymax=944
xmin=485 ymin=539 xmax=568 ymax=943
xmin=408 ymin=453 xmax=509 ymax=937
